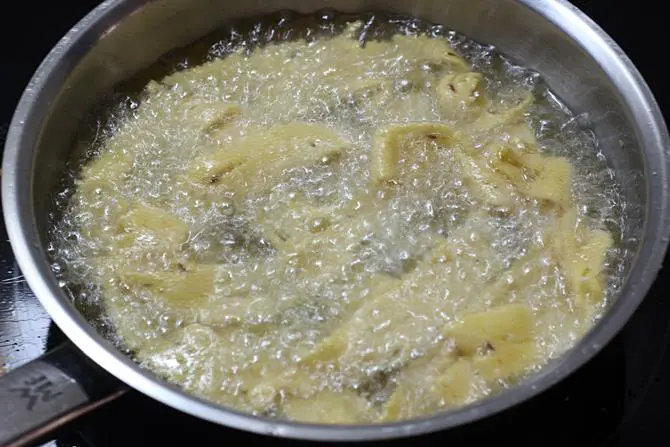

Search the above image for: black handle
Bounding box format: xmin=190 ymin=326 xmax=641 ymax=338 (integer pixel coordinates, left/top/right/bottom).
xmin=0 ymin=342 xmax=128 ymax=447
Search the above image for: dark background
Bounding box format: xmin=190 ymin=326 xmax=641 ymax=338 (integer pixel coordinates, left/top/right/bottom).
xmin=1 ymin=1 xmax=669 ymax=446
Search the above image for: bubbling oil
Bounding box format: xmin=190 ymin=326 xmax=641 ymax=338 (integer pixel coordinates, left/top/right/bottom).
xmin=47 ymin=11 xmax=627 ymax=423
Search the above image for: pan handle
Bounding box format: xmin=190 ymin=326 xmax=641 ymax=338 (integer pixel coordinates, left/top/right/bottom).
xmin=0 ymin=342 xmax=128 ymax=447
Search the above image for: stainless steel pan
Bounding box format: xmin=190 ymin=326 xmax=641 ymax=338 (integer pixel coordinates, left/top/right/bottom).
xmin=2 ymin=0 xmax=669 ymax=445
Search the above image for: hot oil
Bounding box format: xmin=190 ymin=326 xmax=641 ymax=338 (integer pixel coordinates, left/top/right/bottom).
xmin=47 ymin=11 xmax=627 ymax=422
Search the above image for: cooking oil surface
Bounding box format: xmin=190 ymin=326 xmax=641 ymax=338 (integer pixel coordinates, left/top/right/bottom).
xmin=48 ymin=12 xmax=627 ymax=423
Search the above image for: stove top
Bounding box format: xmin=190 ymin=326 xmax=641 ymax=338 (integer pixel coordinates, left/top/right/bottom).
xmin=2 ymin=1 xmax=669 ymax=446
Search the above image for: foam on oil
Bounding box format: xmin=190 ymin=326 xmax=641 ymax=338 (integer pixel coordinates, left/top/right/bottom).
xmin=47 ymin=12 xmax=627 ymax=422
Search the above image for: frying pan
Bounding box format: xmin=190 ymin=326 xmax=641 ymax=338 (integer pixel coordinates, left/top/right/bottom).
xmin=1 ymin=0 xmax=669 ymax=445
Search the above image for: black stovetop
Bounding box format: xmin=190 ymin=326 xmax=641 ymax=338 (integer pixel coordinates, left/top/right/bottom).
xmin=1 ymin=1 xmax=669 ymax=446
